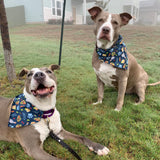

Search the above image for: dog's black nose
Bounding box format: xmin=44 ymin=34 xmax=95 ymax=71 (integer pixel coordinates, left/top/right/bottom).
xmin=102 ymin=27 xmax=110 ymax=34
xmin=34 ymin=72 xmax=46 ymax=82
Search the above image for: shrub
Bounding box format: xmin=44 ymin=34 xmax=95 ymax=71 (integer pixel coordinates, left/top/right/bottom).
xmin=47 ymin=19 xmax=74 ymax=25
xmin=65 ymin=20 xmax=74 ymax=25
xmin=47 ymin=19 xmax=62 ymax=25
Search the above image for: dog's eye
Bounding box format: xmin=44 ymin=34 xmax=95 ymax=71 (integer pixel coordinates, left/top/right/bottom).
xmin=46 ymin=70 xmax=52 ymax=74
xmin=27 ymin=73 xmax=33 ymax=77
xmin=113 ymin=20 xmax=118 ymax=25
xmin=98 ymin=18 xmax=104 ymax=23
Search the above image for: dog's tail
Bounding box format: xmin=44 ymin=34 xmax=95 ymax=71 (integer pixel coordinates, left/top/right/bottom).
xmin=147 ymin=81 xmax=160 ymax=86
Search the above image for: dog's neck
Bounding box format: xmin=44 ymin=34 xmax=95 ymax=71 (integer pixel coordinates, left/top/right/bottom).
xmin=24 ymin=88 xmax=56 ymax=111
xmin=96 ymin=35 xmax=128 ymax=70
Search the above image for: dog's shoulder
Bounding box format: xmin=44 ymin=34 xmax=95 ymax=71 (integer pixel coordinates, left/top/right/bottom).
xmin=127 ymin=52 xmax=140 ymax=69
xmin=0 ymin=96 xmax=13 ymax=107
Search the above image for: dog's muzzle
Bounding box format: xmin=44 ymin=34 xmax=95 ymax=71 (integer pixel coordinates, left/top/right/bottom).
xmin=31 ymin=72 xmax=55 ymax=97
xmin=99 ymin=26 xmax=111 ymax=41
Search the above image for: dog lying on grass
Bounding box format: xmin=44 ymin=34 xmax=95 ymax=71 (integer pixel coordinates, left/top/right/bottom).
xmin=88 ymin=7 xmax=160 ymax=111
xmin=0 ymin=64 xmax=109 ymax=160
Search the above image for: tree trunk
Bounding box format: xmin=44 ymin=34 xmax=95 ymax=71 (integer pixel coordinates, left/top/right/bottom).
xmin=0 ymin=0 xmax=16 ymax=82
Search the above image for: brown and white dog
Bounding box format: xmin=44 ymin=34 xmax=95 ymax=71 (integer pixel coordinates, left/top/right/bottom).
xmin=0 ymin=64 xmax=109 ymax=160
xmin=88 ymin=7 xmax=160 ymax=111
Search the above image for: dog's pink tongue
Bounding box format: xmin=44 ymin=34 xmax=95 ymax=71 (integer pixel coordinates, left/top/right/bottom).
xmin=37 ymin=88 xmax=49 ymax=95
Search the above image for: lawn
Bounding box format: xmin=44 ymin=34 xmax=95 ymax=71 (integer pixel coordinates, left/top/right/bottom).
xmin=0 ymin=24 xmax=160 ymax=160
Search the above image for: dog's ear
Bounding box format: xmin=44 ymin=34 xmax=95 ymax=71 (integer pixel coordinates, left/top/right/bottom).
xmin=88 ymin=6 xmax=102 ymax=21
xmin=120 ymin=13 xmax=132 ymax=26
xmin=19 ymin=68 xmax=29 ymax=77
xmin=49 ymin=64 xmax=60 ymax=72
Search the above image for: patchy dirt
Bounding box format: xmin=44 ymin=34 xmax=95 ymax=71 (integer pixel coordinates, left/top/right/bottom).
xmin=11 ymin=24 xmax=95 ymax=42
xmin=11 ymin=24 xmax=160 ymax=56
xmin=11 ymin=24 xmax=160 ymax=41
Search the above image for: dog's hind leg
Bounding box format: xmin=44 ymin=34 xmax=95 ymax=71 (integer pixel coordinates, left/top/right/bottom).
xmin=16 ymin=126 xmax=61 ymax=160
xmin=134 ymin=71 xmax=148 ymax=104
xmin=135 ymin=82 xmax=147 ymax=105
xmin=58 ymin=128 xmax=110 ymax=156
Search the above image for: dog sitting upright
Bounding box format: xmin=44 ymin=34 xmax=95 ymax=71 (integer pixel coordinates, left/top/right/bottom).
xmin=0 ymin=64 xmax=109 ymax=160
xmin=88 ymin=7 xmax=160 ymax=111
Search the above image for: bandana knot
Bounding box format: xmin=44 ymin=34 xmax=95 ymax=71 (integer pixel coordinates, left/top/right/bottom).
xmin=96 ymin=35 xmax=128 ymax=70
xmin=8 ymin=94 xmax=54 ymax=128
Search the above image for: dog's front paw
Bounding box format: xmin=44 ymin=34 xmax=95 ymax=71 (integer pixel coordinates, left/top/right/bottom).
xmin=93 ymin=100 xmax=102 ymax=105
xmin=88 ymin=144 xmax=110 ymax=156
xmin=114 ymin=108 xmax=120 ymax=112
xmin=115 ymin=104 xmax=122 ymax=111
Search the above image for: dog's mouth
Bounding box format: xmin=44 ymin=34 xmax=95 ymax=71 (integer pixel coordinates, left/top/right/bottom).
xmin=99 ymin=34 xmax=111 ymax=41
xmin=31 ymin=84 xmax=55 ymax=97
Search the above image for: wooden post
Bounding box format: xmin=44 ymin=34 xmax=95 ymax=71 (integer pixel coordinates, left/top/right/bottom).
xmin=0 ymin=0 xmax=16 ymax=82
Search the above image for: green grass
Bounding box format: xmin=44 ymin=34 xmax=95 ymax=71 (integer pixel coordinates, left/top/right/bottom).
xmin=0 ymin=25 xmax=160 ymax=160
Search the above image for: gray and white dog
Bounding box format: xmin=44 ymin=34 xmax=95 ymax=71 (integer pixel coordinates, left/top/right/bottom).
xmin=88 ymin=7 xmax=160 ymax=111
xmin=0 ymin=64 xmax=109 ymax=160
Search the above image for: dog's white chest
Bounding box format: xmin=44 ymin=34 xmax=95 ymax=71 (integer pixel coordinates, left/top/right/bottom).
xmin=94 ymin=63 xmax=116 ymax=87
xmin=33 ymin=108 xmax=62 ymax=143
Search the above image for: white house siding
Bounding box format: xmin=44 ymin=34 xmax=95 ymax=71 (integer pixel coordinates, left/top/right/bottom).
xmin=43 ymin=0 xmax=58 ymax=21
xmin=43 ymin=7 xmax=72 ymax=21
xmin=76 ymin=15 xmax=82 ymax=24
xmin=65 ymin=0 xmax=72 ymax=21
xmin=43 ymin=7 xmax=55 ymax=21
xmin=65 ymin=11 xmax=72 ymax=21
xmin=43 ymin=0 xmax=72 ymax=22
xmin=71 ymin=0 xmax=83 ymax=24
xmin=158 ymin=15 xmax=160 ymax=23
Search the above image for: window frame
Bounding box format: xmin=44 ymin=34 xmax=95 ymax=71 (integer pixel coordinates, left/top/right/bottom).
xmin=52 ymin=0 xmax=63 ymax=17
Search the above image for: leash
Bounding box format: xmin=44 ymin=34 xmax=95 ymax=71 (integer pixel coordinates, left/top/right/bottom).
xmin=45 ymin=118 xmax=82 ymax=160
xmin=49 ymin=131 xmax=82 ymax=160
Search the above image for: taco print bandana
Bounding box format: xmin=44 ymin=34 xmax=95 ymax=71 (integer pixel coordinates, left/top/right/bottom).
xmin=96 ymin=35 xmax=128 ymax=70
xmin=8 ymin=94 xmax=43 ymax=128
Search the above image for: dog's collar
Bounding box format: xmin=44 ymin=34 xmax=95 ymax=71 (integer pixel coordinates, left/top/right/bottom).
xmin=8 ymin=94 xmax=54 ymax=128
xmin=42 ymin=109 xmax=54 ymax=119
xmin=96 ymin=35 xmax=128 ymax=70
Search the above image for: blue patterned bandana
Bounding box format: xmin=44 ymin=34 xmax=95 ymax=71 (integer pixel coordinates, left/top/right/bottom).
xmin=96 ymin=35 xmax=128 ymax=70
xmin=8 ymin=94 xmax=54 ymax=128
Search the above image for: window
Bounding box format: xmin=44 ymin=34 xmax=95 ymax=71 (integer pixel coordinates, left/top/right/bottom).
xmin=57 ymin=1 xmax=61 ymax=16
xmin=52 ymin=0 xmax=55 ymax=15
xmin=52 ymin=0 xmax=63 ymax=16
